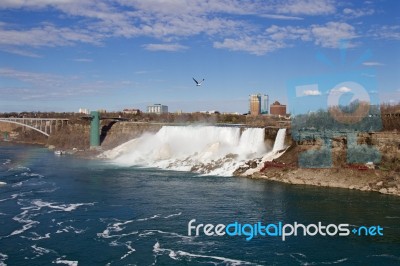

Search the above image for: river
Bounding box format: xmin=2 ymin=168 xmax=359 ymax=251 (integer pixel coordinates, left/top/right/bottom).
xmin=0 ymin=143 xmax=399 ymax=265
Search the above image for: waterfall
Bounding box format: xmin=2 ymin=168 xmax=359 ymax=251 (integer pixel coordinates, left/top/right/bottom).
xmin=102 ymin=126 xmax=267 ymax=176
xmin=243 ymin=128 xmax=287 ymax=176
xmin=272 ymin=128 xmax=286 ymax=152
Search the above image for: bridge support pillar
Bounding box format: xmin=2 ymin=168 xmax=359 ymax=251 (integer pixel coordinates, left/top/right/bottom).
xmin=90 ymin=111 xmax=101 ymax=149
xmin=2 ymin=131 xmax=8 ymax=141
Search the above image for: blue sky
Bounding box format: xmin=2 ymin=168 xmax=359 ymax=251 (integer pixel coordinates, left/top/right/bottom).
xmin=0 ymin=0 xmax=399 ymax=114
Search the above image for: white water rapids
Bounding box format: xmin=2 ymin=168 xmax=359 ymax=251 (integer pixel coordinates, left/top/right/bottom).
xmin=102 ymin=126 xmax=286 ymax=176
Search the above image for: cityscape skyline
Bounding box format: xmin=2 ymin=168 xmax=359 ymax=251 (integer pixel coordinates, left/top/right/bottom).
xmin=0 ymin=0 xmax=399 ymax=113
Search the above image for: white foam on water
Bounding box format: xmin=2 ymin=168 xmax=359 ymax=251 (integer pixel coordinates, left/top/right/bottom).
xmin=26 ymin=200 xmax=95 ymax=212
xmin=136 ymin=214 xmax=160 ymax=221
xmin=385 ymin=216 xmax=400 ymax=219
xmin=21 ymin=232 xmax=51 ymax=241
xmin=369 ymin=254 xmax=400 ymax=261
xmin=153 ymin=241 xmax=260 ymax=265
xmin=7 ymin=166 xmax=30 ymax=172
xmin=0 ymin=253 xmax=8 ymax=266
xmin=20 ymin=172 xmax=44 ymax=178
xmin=0 ymin=194 xmax=18 ymax=202
xmin=9 ymin=210 xmax=39 ymax=237
xmin=164 ymin=212 xmax=182 ymax=218
xmin=54 ymin=257 xmax=79 ymax=266
xmin=7 ymin=200 xmax=93 ymax=238
xmin=97 ymin=219 xmax=138 ymax=239
xmin=36 ymin=187 xmax=58 ymax=194
xmin=102 ymin=126 xmax=268 ymax=176
xmin=288 ymin=252 xmax=348 ymax=265
xmin=55 ymin=225 xmax=87 ymax=235
xmin=142 ymin=230 xmax=193 ymax=240
xmin=12 ymin=182 xmax=22 ymax=187
xmin=30 ymin=245 xmax=56 ymax=259
xmin=120 ymin=241 xmax=136 ymax=260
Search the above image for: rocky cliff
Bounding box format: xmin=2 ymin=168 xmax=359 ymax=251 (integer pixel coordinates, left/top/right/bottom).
xmin=251 ymin=131 xmax=400 ymax=196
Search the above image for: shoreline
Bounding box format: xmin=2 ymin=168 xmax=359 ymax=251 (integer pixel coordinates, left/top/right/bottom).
xmin=245 ymin=167 xmax=400 ymax=196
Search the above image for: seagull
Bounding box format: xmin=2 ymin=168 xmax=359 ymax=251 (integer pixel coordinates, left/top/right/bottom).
xmin=193 ymin=77 xmax=205 ymax=86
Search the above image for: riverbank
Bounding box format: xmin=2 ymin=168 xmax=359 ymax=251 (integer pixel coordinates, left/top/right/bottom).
xmin=248 ymin=167 xmax=400 ymax=196
xmin=240 ymin=131 xmax=400 ymax=197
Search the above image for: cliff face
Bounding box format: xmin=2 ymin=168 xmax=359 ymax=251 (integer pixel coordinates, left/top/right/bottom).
xmin=357 ymin=132 xmax=400 ymax=172
xmin=48 ymin=121 xmax=164 ymax=150
xmin=47 ymin=123 xmax=90 ymax=149
xmin=275 ymin=131 xmax=399 ymax=168
xmin=0 ymin=120 xmax=163 ymax=150
xmin=0 ymin=122 xmax=48 ymax=145
xmin=255 ymin=131 xmax=400 ymax=196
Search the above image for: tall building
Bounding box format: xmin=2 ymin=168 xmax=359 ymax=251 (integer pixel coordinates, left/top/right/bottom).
xmin=270 ymin=101 xmax=287 ymax=116
xmin=78 ymin=108 xmax=90 ymax=114
xmin=249 ymin=94 xmax=268 ymax=115
xmin=147 ymin=104 xmax=168 ymax=114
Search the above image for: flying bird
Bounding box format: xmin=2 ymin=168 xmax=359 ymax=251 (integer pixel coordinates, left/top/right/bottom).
xmin=193 ymin=78 xmax=205 ymax=86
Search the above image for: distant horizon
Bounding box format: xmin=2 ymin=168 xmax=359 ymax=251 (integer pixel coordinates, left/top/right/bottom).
xmin=0 ymin=0 xmax=399 ymax=113
xmin=0 ymin=100 xmax=398 ymax=116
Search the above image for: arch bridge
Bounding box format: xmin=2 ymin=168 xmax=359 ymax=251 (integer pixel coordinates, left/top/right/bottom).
xmin=0 ymin=118 xmax=69 ymax=137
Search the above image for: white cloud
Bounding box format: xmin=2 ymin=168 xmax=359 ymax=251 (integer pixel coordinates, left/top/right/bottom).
xmin=143 ymin=43 xmax=188 ymax=52
xmin=275 ymin=0 xmax=336 ymax=15
xmin=343 ymin=8 xmax=374 ymax=18
xmin=0 ymin=0 xmax=78 ymax=8
xmin=0 ymin=23 xmax=103 ymax=48
xmin=0 ymin=0 xmax=385 ymax=56
xmin=0 ymin=67 xmax=63 ymax=86
xmin=213 ymin=35 xmax=284 ymax=56
xmin=295 ymin=84 xmax=321 ymax=97
xmin=303 ymin=89 xmax=322 ymax=96
xmin=362 ymin=61 xmax=384 ymax=66
xmin=0 ymin=67 xmax=132 ymax=101
xmin=259 ymin=14 xmax=303 ymax=20
xmin=213 ymin=21 xmax=359 ymax=55
xmin=330 ymin=86 xmax=352 ymax=94
xmin=265 ymin=25 xmax=311 ymax=42
xmin=370 ymin=25 xmax=400 ymax=40
xmin=0 ymin=47 xmax=41 ymax=58
xmin=311 ymin=22 xmax=357 ymax=48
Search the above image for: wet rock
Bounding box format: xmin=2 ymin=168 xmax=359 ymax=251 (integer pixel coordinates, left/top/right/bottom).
xmin=225 ymin=153 xmax=238 ymax=159
xmin=379 ymin=188 xmax=388 ymax=194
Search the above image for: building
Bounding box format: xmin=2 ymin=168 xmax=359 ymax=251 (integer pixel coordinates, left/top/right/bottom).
xmin=270 ymin=101 xmax=287 ymax=116
xmin=123 ymin=108 xmax=141 ymax=115
xmin=78 ymin=108 xmax=90 ymax=114
xmin=249 ymin=94 xmax=269 ymax=115
xmin=147 ymin=104 xmax=168 ymax=114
